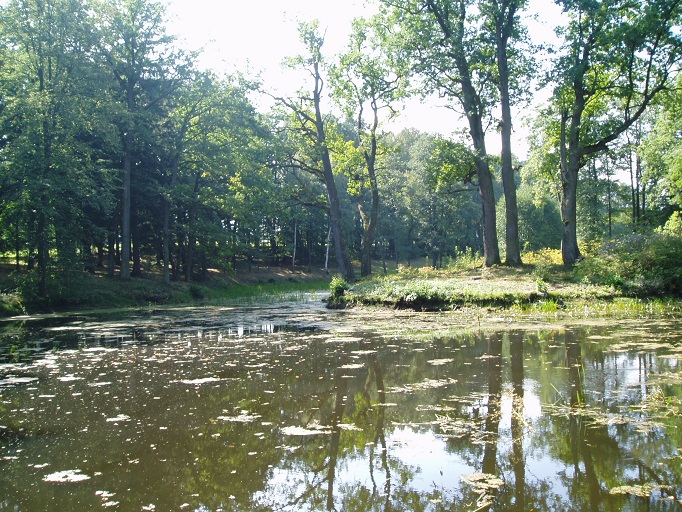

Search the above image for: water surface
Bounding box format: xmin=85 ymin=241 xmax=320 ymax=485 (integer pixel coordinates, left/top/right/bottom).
xmin=1 ymin=299 xmax=681 ymax=511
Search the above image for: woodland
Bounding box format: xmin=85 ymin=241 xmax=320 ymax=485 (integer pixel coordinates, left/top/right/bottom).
xmin=1 ymin=0 xmax=682 ymax=311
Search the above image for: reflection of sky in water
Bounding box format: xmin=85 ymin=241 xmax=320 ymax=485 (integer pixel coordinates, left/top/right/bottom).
xmin=259 ymin=427 xmax=475 ymax=509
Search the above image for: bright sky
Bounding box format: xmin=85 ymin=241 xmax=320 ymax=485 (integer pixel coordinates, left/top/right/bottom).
xmin=166 ymin=0 xmax=565 ymax=157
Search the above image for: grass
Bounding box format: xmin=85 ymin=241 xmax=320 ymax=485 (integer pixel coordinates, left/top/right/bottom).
xmin=333 ymin=250 xmax=682 ymax=319
xmin=0 ymin=261 xmax=332 ymax=317
xmin=4 ymin=245 xmax=682 ymax=319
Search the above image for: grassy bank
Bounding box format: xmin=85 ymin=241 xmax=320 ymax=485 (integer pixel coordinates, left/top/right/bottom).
xmin=0 ymin=263 xmax=332 ymax=317
xmin=329 ymin=248 xmax=682 ymax=319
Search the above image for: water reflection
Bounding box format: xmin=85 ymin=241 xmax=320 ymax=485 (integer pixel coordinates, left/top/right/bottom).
xmin=1 ymin=305 xmax=681 ymax=511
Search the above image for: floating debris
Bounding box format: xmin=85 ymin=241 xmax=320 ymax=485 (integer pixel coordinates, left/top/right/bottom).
xmin=105 ymin=415 xmax=130 ymax=423
xmin=281 ymin=425 xmax=332 ymax=436
xmin=388 ymin=378 xmax=457 ymax=394
xmin=338 ymin=423 xmax=363 ymax=431
xmin=174 ymin=377 xmax=222 ymax=385
xmin=461 ymin=472 xmax=504 ymax=510
xmin=58 ymin=375 xmax=83 ymax=382
xmin=216 ymin=413 xmax=262 ymax=423
xmin=427 ymin=358 xmax=454 ymax=366
xmin=0 ymin=376 xmax=39 ymax=386
xmin=339 ymin=363 xmax=364 ymax=370
xmin=43 ymin=470 xmax=91 ymax=483
xmin=461 ymin=473 xmax=504 ymax=490
xmin=610 ymin=485 xmax=653 ymax=498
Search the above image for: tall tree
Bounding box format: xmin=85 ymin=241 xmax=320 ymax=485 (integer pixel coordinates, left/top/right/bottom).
xmin=380 ymin=0 xmax=501 ymax=266
xmin=276 ymin=21 xmax=356 ymax=282
xmin=480 ymin=0 xmax=529 ymax=265
xmin=97 ymin=0 xmax=193 ymax=279
xmin=331 ymin=17 xmax=409 ymax=277
xmin=0 ymin=0 xmax=111 ymax=298
xmin=550 ymin=0 xmax=682 ymax=264
xmin=641 ymin=81 xmax=682 ymax=216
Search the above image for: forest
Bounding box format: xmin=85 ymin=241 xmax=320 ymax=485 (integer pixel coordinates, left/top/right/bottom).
xmin=1 ymin=0 xmax=682 ymax=309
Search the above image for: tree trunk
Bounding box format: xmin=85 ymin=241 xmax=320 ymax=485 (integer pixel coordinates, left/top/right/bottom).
xmin=131 ymin=201 xmax=142 ymax=276
xmin=313 ymin=60 xmax=355 ymax=282
xmin=459 ymin=62 xmax=500 ymax=266
xmin=37 ymin=208 xmax=48 ymax=299
xmin=494 ymin=2 xmax=522 ymax=266
xmin=292 ymin=219 xmax=297 ymax=271
xmin=497 ymin=49 xmax=522 ymax=265
xmin=358 ymin=188 xmax=379 ymax=277
xmin=162 ymin=197 xmax=172 ymax=286
xmin=324 ymin=168 xmax=354 ymax=281
xmin=359 ymin=106 xmax=381 ymax=278
xmin=121 ymin=134 xmax=132 ymax=280
xmin=560 ymin=107 xmax=583 ymax=265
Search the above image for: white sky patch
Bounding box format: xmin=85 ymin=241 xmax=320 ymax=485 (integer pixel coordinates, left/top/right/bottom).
xmin=166 ymin=0 xmax=569 ymax=158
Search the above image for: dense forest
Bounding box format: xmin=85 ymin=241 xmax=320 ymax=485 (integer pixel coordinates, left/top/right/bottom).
xmin=1 ymin=0 xmax=682 ymax=305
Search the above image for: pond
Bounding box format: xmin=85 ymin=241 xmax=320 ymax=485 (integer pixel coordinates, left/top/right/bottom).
xmin=1 ymin=297 xmax=681 ymax=511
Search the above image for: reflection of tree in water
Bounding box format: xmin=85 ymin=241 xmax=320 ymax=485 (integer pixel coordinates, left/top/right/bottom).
xmin=146 ymin=328 xmax=682 ymax=511
xmin=279 ymin=351 xmax=407 ymax=511
xmin=543 ymin=329 xmax=682 ymax=511
xmin=481 ymin=334 xmax=503 ymax=478
xmin=510 ymin=332 xmax=526 ymax=511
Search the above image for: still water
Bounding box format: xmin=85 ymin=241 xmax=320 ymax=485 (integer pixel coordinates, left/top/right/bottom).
xmin=1 ymin=298 xmax=681 ymax=511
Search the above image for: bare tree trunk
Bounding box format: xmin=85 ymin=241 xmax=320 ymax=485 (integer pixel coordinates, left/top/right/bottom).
xmin=312 ymin=59 xmax=355 ymax=282
xmin=560 ymin=107 xmax=583 ymax=265
xmin=459 ymin=54 xmax=500 ymax=266
xmin=495 ymin=1 xmax=522 ymax=265
xmin=292 ymin=219 xmax=297 ymax=271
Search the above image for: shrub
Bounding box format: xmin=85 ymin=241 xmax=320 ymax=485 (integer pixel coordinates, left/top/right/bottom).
xmin=189 ymin=284 xmax=205 ymax=300
xmin=524 ymin=248 xmax=563 ymax=282
xmin=443 ymin=247 xmax=483 ymax=271
xmin=328 ymin=275 xmax=350 ymax=308
xmin=576 ymin=233 xmax=682 ymax=296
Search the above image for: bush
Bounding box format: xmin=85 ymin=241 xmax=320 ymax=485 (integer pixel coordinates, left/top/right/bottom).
xmin=328 ymin=275 xmax=350 ymax=308
xmin=189 ymin=284 xmax=205 ymax=300
xmin=523 ymin=248 xmax=563 ymax=282
xmin=11 ymin=268 xmax=96 ymax=309
xmin=443 ymin=247 xmax=483 ymax=271
xmin=576 ymin=233 xmax=682 ymax=296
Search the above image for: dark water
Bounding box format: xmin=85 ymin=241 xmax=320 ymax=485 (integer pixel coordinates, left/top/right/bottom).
xmin=1 ymin=299 xmax=681 ymax=511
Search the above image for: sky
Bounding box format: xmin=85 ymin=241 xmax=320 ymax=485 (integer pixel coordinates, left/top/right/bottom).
xmin=166 ymin=0 xmax=565 ymax=157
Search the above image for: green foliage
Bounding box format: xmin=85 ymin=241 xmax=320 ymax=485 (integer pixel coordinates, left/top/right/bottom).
xmin=328 ymin=275 xmax=351 ymax=308
xmin=189 ymin=284 xmax=205 ymax=300
xmin=498 ymin=185 xmax=562 ymax=253
xmin=443 ymin=247 xmax=483 ymax=272
xmin=661 ymin=211 xmax=682 ymax=235
xmin=11 ymin=268 xmax=110 ymax=310
xmin=577 ymin=234 xmax=682 ymax=296
xmin=425 ymin=138 xmax=477 ymax=190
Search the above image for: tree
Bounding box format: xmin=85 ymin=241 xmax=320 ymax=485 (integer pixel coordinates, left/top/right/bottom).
xmin=275 ymin=21 xmax=355 ymax=282
xmin=97 ymin=0 xmax=193 ymax=279
xmin=641 ymin=79 xmax=682 ymax=220
xmin=550 ymin=0 xmax=682 ymax=264
xmin=381 ymin=130 xmax=483 ymax=267
xmin=331 ymin=17 xmax=409 ymax=277
xmin=0 ymin=0 xmax=114 ymax=298
xmin=480 ymin=0 xmax=530 ymax=265
xmin=379 ymin=0 xmax=501 ymax=266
